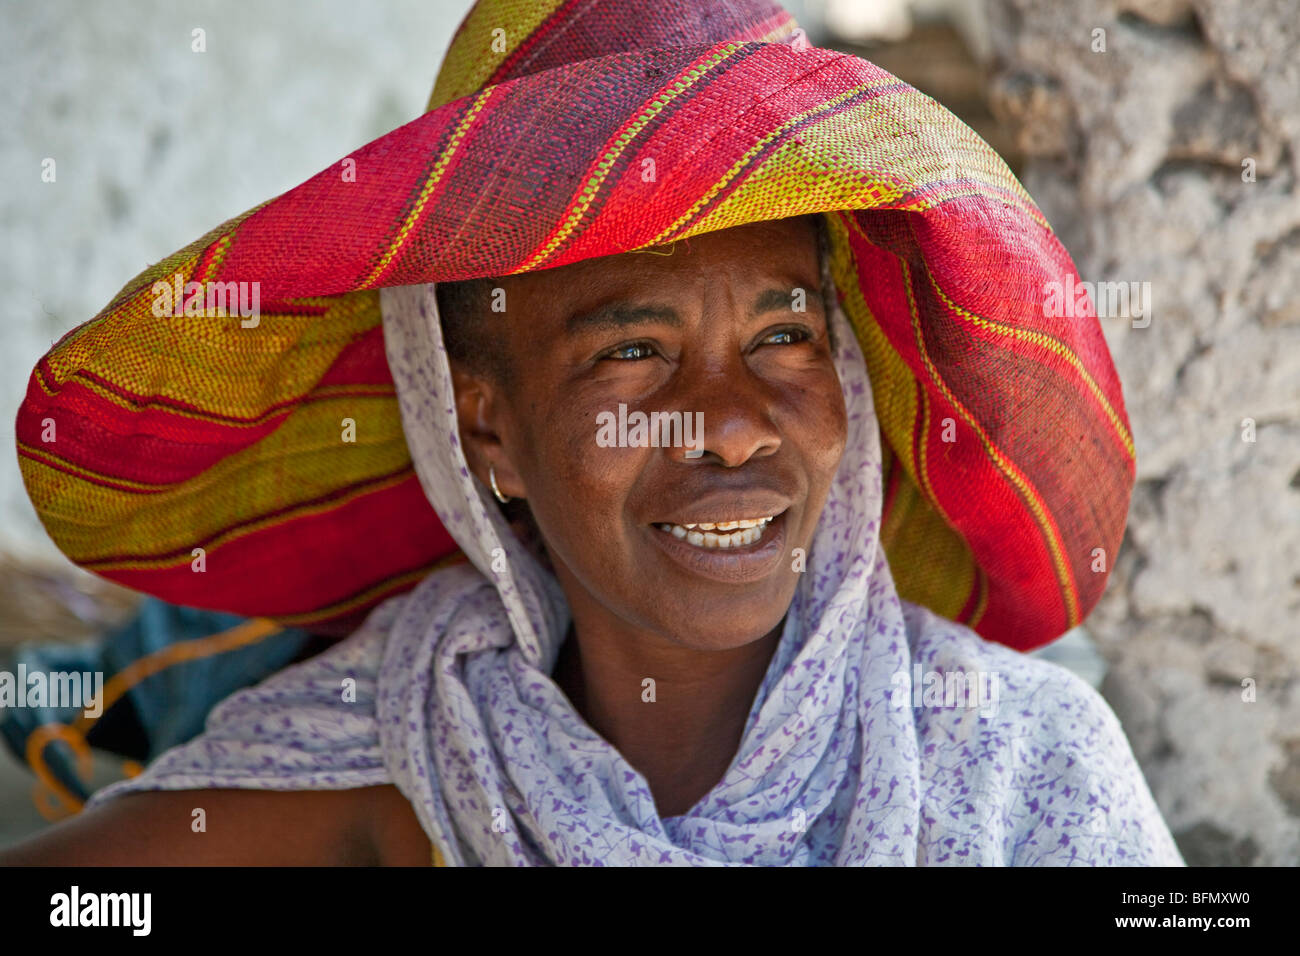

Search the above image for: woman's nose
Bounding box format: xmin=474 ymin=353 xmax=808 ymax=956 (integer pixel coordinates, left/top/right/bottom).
xmin=666 ymin=356 xmax=781 ymax=468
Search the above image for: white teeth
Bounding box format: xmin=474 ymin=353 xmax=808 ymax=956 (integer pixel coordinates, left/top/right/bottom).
xmin=655 ymin=515 xmax=776 ymax=549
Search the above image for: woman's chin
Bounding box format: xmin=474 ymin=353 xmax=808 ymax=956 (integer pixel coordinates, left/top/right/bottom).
xmin=637 ymin=589 xmax=796 ymax=652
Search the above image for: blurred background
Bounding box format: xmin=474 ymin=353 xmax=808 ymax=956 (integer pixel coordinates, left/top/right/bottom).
xmin=1 ymin=0 xmax=1296 ymax=862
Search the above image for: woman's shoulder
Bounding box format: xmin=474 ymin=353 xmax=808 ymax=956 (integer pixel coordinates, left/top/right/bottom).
xmin=0 ymin=782 xmax=426 ymax=865
xmin=899 ymin=601 xmax=1184 ymax=866
xmin=82 ymin=593 xmax=409 ymax=812
xmin=900 ymin=598 xmax=1117 ymax=731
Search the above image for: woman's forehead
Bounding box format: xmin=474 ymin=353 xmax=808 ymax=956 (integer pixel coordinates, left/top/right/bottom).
xmin=507 ymin=216 xmax=821 ymax=303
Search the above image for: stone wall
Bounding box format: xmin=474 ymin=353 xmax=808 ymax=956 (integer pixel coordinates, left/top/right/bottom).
xmin=985 ymin=0 xmax=1300 ymax=864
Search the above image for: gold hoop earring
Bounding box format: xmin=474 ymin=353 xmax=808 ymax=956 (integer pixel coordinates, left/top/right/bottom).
xmin=488 ymin=464 xmax=511 ymax=504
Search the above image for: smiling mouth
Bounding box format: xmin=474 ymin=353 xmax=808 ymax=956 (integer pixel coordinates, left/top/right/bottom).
xmin=653 ymin=515 xmax=776 ymax=549
xmin=646 ymin=508 xmax=789 ymax=584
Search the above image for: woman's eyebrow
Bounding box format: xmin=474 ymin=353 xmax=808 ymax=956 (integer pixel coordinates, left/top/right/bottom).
xmin=750 ymin=287 xmax=815 ymax=316
xmin=564 ymin=286 xmax=816 ymax=335
xmin=565 ymin=303 xmax=681 ymax=334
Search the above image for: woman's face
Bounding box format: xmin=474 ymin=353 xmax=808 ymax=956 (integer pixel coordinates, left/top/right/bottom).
xmin=453 ymin=215 xmax=847 ymax=651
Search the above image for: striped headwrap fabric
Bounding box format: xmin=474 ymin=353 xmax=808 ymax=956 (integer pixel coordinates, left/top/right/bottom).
xmin=14 ymin=0 xmax=1134 ymax=651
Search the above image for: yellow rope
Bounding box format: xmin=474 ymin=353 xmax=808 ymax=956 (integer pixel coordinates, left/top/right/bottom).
xmin=26 ymin=617 xmax=284 ymax=820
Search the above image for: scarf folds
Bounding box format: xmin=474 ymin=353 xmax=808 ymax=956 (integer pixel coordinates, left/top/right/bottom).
xmin=86 ymin=279 xmax=1183 ymax=867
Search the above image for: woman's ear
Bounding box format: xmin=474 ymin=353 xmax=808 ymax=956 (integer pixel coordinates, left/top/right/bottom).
xmin=449 ymin=363 xmax=526 ymax=501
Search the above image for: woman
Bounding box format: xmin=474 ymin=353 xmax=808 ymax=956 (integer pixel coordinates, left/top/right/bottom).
xmin=3 ymin=0 xmax=1182 ymax=865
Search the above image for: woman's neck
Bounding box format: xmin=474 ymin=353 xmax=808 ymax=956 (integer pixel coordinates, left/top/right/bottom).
xmin=552 ymin=615 xmax=784 ymax=818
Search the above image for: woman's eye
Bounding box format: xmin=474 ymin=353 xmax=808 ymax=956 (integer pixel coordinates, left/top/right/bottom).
xmin=762 ymin=327 xmax=812 ymax=346
xmin=604 ymin=341 xmax=656 ymax=360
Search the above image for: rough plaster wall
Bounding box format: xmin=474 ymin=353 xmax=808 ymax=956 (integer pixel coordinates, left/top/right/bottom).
xmin=985 ymin=0 xmax=1300 ymax=864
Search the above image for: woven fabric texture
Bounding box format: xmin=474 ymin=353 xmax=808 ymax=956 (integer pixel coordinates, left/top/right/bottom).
xmin=14 ymin=0 xmax=1133 ymax=650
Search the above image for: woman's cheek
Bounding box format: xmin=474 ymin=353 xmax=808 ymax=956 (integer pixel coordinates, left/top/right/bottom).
xmin=782 ymin=372 xmax=848 ymax=463
xmin=530 ymin=420 xmax=633 ymax=549
xmin=820 ymin=391 xmax=849 ymax=467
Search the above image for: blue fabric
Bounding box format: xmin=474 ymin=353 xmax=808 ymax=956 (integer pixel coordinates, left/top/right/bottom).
xmin=0 ymin=598 xmax=314 ymax=802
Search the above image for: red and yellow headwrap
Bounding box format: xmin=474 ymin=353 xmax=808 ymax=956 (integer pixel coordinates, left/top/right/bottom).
xmin=14 ymin=0 xmax=1133 ymax=650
